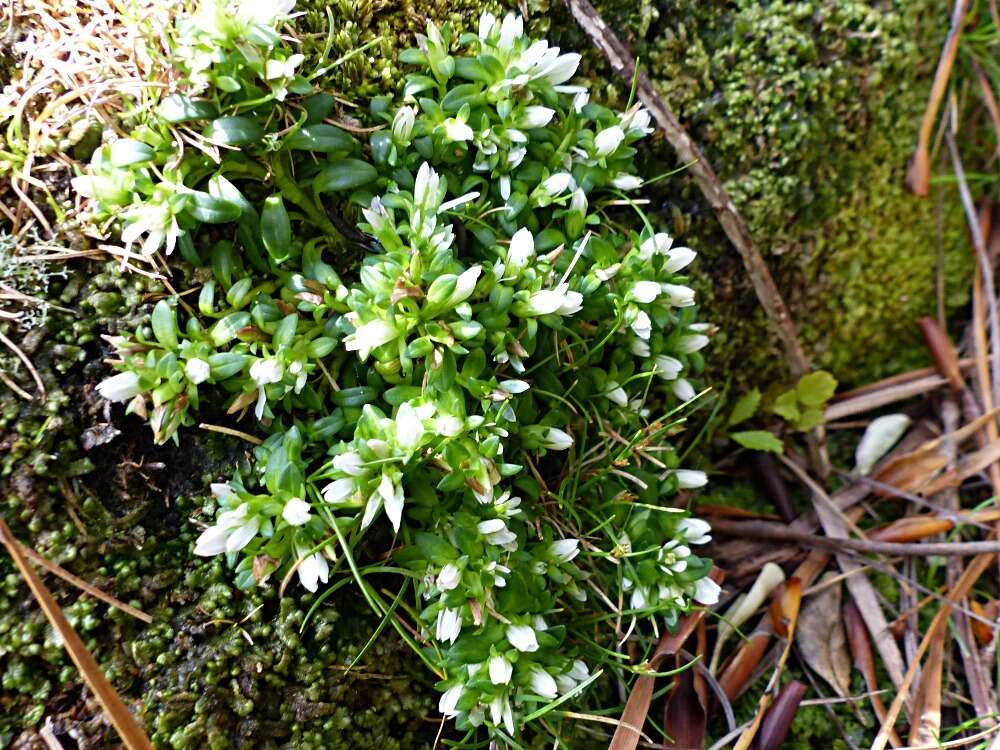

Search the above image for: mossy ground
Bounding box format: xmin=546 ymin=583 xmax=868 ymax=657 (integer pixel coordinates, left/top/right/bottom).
xmin=0 ymin=0 xmax=979 ymax=747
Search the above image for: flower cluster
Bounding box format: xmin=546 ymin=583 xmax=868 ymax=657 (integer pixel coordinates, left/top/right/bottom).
xmin=85 ymin=4 xmax=718 ymax=742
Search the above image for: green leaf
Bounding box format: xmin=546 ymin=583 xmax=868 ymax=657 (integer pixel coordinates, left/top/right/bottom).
xmin=109 ymin=139 xmax=154 ymax=167
xmin=204 ymin=116 xmax=265 ymax=145
xmin=186 ymin=191 xmax=242 ymax=224
xmin=727 ymin=388 xmax=761 ymax=427
xmin=157 ymin=94 xmax=217 ymax=123
xmin=796 ymin=371 xmax=837 ymax=407
xmin=261 ymin=195 xmax=291 ymax=261
xmin=732 ymin=430 xmax=784 ymax=454
xmin=772 ymin=390 xmax=800 ymax=422
xmin=313 ymin=159 xmax=378 ymax=193
xmin=150 ymin=300 xmax=178 ymax=350
xmin=285 ymin=124 xmax=354 ymax=153
xmin=210 ymin=312 xmax=251 ymax=347
xmin=796 ymin=407 xmax=826 ymax=431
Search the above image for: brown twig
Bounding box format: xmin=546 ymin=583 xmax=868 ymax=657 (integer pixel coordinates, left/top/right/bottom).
xmin=708 ymin=518 xmax=1000 ymax=557
xmin=906 ymin=0 xmax=972 ymax=195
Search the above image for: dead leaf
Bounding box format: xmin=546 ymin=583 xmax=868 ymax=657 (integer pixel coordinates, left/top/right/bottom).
xmin=663 ymin=620 xmax=708 ymax=750
xmin=795 ymin=575 xmax=851 ymax=697
xmin=753 ymin=680 xmax=807 ymax=750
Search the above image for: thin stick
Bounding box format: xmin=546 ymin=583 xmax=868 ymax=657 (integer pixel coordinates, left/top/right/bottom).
xmin=198 ymin=422 xmax=262 ymax=445
xmin=708 ymin=518 xmax=1000 ymax=557
xmin=18 ymin=542 xmax=152 ymax=623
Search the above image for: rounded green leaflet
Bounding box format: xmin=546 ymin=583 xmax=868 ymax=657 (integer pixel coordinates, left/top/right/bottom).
xmin=186 ymin=191 xmax=242 ymax=224
xmin=204 ymin=116 xmax=265 ymax=145
xmin=109 ymin=139 xmax=155 ymax=167
xmin=284 ymin=124 xmax=355 ymax=153
xmin=150 ymin=300 xmax=178 ymax=350
xmin=261 ymin=196 xmax=292 ymax=261
xmin=157 ymin=94 xmax=217 ymax=123
xmin=313 ymin=159 xmax=378 ymax=193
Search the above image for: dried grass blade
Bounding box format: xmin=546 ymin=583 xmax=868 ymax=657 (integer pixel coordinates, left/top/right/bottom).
xmin=0 ymin=519 xmax=153 ymax=749
xmin=843 ymin=601 xmax=902 ymax=748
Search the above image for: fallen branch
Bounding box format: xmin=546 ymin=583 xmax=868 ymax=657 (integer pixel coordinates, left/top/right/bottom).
xmin=709 ymin=518 xmax=1000 ymax=557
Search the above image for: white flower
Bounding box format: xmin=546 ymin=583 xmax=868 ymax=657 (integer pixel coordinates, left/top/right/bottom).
xmin=620 ymin=107 xmax=653 ymax=135
xmin=657 ymin=540 xmax=690 ymax=573
xmin=519 ymin=106 xmax=555 ymax=129
xmin=664 ymin=246 xmax=696 ymax=273
xmin=194 ymin=503 xmax=260 ymax=556
xmin=530 ymin=667 xmax=558 ymax=699
xmin=630 ymin=309 xmax=652 ymax=340
xmin=333 ymin=451 xmax=365 ymax=476
xmin=392 ymin=105 xmax=416 ymax=142
xmin=611 ymin=173 xmax=643 ymax=190
xmin=241 ymin=0 xmax=295 ymax=25
xmin=437 ymin=562 xmax=461 ymax=591
xmin=120 ymin=201 xmax=181 ymax=256
xmin=662 ymin=284 xmax=695 ymax=307
xmin=572 ymin=90 xmax=589 ymax=112
xmin=250 ymin=358 xmax=284 ymax=385
xmin=436 ymin=414 xmax=464 ymax=437
xmin=672 ymin=378 xmax=696 ymax=402
xmin=447 ymin=265 xmax=482 ymax=307
xmin=675 ymin=469 xmax=708 ymax=489
xmin=478 ymin=11 xmax=497 ymax=39
xmin=594 ymin=125 xmax=624 ymax=156
xmin=489 ymin=694 xmax=516 ymax=735
xmin=654 ymin=355 xmax=683 ymax=380
xmin=497 ymin=13 xmax=523 ymax=50
xmin=677 ymin=334 xmax=709 ymax=354
xmin=506 ymin=623 xmax=539 ymax=652
xmin=211 ymin=482 xmax=238 ymax=503
xmin=443 ymin=117 xmax=474 ymax=142
xmin=693 ymin=576 xmax=721 ymax=605
xmin=488 ymin=654 xmax=513 ymax=685
xmin=97 ymin=371 xmax=141 ymax=402
xmin=629 ymin=280 xmax=660 ymax=304
xmin=265 ymin=53 xmax=303 ymax=80
xmin=630 ymin=586 xmax=648 ymax=610
xmin=439 ymin=684 xmax=464 ymax=717
xmin=435 ymin=607 xmax=463 ymax=643
xmin=543 ymin=427 xmax=574 ymax=450
xmin=282 ymin=497 xmax=312 ymax=526
xmin=507 ymin=227 xmax=535 ymax=274
xmin=631 ymin=338 xmax=650 ymax=357
xmin=679 ymin=517 xmax=712 ymax=544
xmin=378 ymin=472 xmax=405 ymax=532
xmin=540 ymin=172 xmax=573 ymax=196
xmin=638 ymin=232 xmax=672 ymax=259
xmin=323 ymin=477 xmax=355 ymax=504
xmin=298 ymin=551 xmax=329 ymax=592
xmin=395 ymin=402 xmax=425 ymax=450
xmin=344 ymin=318 xmax=398 ymax=360
xmin=539 ymin=52 xmax=580 ymax=84
xmin=499 ymin=379 xmax=530 ymax=394
xmin=413 ymin=162 xmax=439 ymax=209
xmin=550 ymin=538 xmax=579 ymax=563
xmin=569 ymin=659 xmax=589 ymax=682
xmin=604 ymin=382 xmax=628 ymax=407
xmin=478 ymin=519 xmax=517 ymax=547
xmin=184 ymin=358 xmax=210 ymax=385
xmin=439 ymin=191 xmax=480 ymax=212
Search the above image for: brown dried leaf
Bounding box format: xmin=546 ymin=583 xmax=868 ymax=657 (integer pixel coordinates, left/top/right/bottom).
xmin=663 ymin=620 xmax=708 ymax=750
xmin=795 ymin=575 xmax=851 ymax=697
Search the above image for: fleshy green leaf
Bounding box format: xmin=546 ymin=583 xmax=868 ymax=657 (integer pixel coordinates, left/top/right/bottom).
xmin=732 ymin=430 xmax=784 ymax=454
xmin=313 ymin=159 xmax=378 ymax=192
xmin=727 ymin=388 xmax=761 ymax=427
xmin=796 ymin=371 xmax=837 ymax=407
